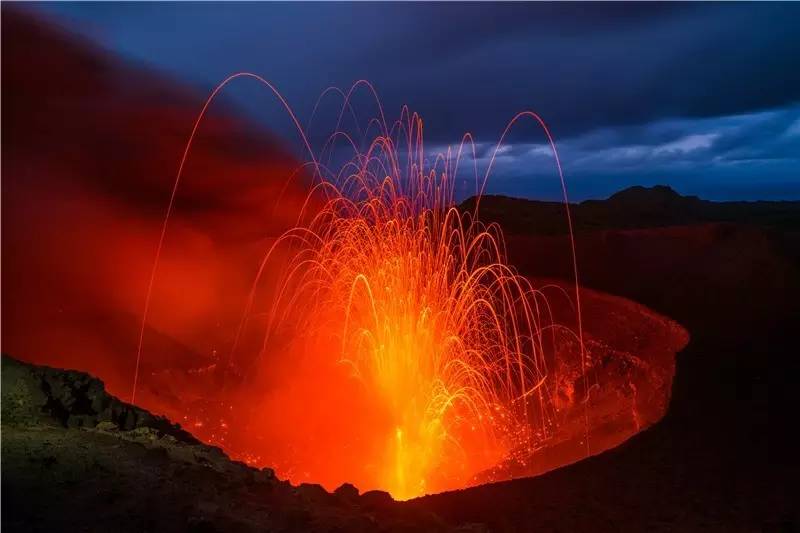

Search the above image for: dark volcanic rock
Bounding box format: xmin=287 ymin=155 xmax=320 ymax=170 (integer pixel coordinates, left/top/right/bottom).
xmin=2 ymin=355 xmax=194 ymax=438
xmin=411 ymin=195 xmax=800 ymax=531
xmin=461 ymin=185 xmax=800 ymax=236
xmin=361 ymin=490 xmax=395 ymax=511
xmin=1 ymin=355 xmax=454 ymax=532
xmin=334 ymin=482 xmax=360 ymax=502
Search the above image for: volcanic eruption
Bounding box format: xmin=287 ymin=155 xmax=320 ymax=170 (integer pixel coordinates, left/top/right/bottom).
xmin=2 ymin=12 xmax=684 ymax=502
xmin=133 ymin=76 xmax=588 ymax=500
xmin=6 ymin=6 xmax=798 ymax=531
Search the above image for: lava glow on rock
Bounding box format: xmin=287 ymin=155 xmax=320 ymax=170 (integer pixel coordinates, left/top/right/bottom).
xmin=135 ymin=76 xmax=586 ymax=500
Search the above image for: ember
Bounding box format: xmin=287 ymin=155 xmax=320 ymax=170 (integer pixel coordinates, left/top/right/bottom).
xmin=132 ymin=77 xmax=587 ymax=499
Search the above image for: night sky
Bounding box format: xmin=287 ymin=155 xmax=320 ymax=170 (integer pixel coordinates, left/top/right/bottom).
xmin=27 ymin=2 xmax=800 ymax=201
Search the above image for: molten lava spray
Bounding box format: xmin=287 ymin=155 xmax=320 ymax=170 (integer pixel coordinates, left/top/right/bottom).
xmin=136 ymin=77 xmax=584 ymax=500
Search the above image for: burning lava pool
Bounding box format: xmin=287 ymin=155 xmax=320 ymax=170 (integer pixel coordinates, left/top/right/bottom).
xmin=139 ymin=279 xmax=687 ymax=500
xmin=131 ymin=77 xmax=688 ymax=500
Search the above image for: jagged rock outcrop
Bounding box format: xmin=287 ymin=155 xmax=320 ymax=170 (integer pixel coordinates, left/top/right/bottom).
xmin=1 ymin=355 xmax=458 ymax=532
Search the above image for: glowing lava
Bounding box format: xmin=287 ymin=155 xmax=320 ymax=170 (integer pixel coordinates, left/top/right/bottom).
xmin=266 ymin=168 xmax=553 ymax=498
xmin=136 ymin=77 xmax=584 ymax=499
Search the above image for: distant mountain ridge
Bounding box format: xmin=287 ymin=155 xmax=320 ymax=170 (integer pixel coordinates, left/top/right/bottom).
xmin=460 ymin=185 xmax=800 ymax=235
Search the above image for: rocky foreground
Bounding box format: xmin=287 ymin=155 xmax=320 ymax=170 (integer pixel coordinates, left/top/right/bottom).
xmin=1 ymin=355 xmax=466 ymax=532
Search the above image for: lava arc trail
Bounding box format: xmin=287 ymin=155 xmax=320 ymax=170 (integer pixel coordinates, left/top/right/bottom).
xmin=135 ymin=75 xmax=585 ymax=500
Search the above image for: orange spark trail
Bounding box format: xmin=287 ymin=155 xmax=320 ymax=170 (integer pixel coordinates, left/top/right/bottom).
xmin=134 ymin=76 xmax=586 ymax=499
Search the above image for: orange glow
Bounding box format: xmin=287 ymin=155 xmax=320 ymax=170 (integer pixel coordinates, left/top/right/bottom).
xmin=263 ymin=158 xmax=554 ymax=499
xmin=4 ymin=18 xmax=686 ymax=505
xmin=131 ymin=77 xmax=586 ymax=499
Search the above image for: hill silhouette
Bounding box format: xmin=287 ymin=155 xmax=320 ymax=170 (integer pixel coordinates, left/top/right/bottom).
xmin=462 ymin=185 xmax=800 ymax=235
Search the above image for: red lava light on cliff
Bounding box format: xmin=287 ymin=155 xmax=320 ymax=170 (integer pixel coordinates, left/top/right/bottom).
xmin=135 ymin=76 xmax=585 ymax=500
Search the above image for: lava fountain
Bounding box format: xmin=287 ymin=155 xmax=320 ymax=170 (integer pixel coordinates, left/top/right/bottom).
xmin=135 ymin=76 xmax=586 ymax=500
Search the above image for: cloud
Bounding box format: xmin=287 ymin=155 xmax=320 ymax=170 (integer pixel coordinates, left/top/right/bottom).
xmin=782 ymin=117 xmax=800 ymax=138
xmin=15 ymin=3 xmax=800 ymax=200
xmin=443 ymin=105 xmax=800 ymax=201
xmin=25 ymin=3 xmax=800 ymax=144
xmin=652 ymin=134 xmax=719 ymax=156
xmin=2 ymin=11 xmax=314 ymax=400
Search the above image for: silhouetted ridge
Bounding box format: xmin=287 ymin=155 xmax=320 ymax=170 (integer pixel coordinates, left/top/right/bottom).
xmin=461 ymin=185 xmax=800 ymax=235
xmin=607 ymin=185 xmax=685 ymax=203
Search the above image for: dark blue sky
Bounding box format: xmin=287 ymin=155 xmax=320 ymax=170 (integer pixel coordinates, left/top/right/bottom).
xmin=28 ymin=2 xmax=800 ymax=201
